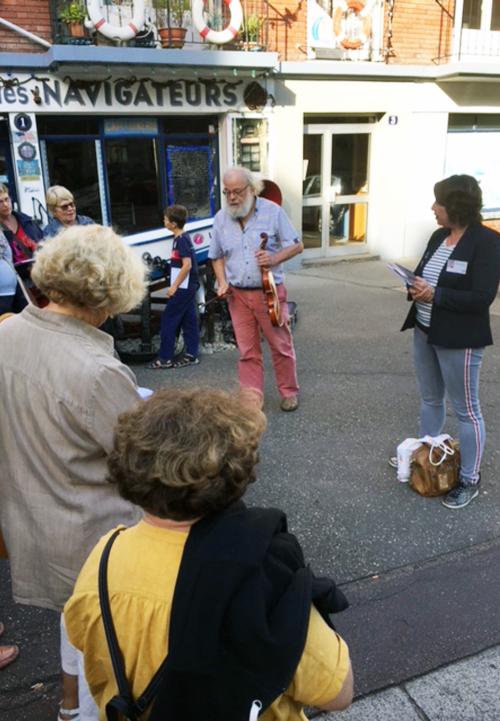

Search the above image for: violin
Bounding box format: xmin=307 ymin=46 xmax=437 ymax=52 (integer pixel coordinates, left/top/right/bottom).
xmin=259 ymin=232 xmax=283 ymax=327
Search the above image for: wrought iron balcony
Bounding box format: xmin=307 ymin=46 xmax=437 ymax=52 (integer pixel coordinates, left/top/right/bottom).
xmin=51 ymin=0 xmax=270 ymax=51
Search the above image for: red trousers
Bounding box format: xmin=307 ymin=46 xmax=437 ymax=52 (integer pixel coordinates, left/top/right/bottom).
xmin=227 ymin=285 xmax=299 ymax=399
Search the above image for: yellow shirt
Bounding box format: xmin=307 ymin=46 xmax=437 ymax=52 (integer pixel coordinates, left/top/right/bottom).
xmin=64 ymin=521 xmax=350 ymax=720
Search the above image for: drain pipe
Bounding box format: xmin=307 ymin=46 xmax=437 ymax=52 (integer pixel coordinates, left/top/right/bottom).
xmin=0 ymin=16 xmax=52 ymax=49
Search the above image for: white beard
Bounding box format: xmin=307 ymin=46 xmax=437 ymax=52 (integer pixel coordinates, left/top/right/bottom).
xmin=226 ymin=194 xmax=255 ymax=219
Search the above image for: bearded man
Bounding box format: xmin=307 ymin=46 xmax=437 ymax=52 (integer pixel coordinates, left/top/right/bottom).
xmin=209 ymin=167 xmax=303 ymax=411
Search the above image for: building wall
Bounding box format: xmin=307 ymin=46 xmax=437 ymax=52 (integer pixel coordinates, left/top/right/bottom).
xmin=387 ymin=0 xmax=455 ymax=64
xmin=0 ymin=0 xmax=306 ymax=60
xmin=0 ymin=0 xmax=458 ymax=65
xmin=266 ymin=2 xmax=307 ymax=61
xmin=277 ymin=76 xmax=500 ymax=260
xmin=0 ymin=1 xmax=52 ymax=52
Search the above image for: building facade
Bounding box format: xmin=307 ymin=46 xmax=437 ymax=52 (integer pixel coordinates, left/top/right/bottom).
xmin=1 ymin=0 xmax=499 ymax=262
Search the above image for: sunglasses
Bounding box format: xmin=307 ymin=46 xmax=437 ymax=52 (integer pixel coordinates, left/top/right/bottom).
xmin=57 ymin=201 xmax=76 ymax=211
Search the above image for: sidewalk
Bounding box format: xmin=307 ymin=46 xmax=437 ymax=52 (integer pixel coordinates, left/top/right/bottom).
xmin=323 ymin=643 xmax=500 ymax=720
xmin=2 ymin=258 xmax=500 ymax=719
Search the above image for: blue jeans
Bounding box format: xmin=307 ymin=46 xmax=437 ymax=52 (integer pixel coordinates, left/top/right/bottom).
xmin=413 ymin=327 xmax=484 ymax=484
xmin=158 ymin=286 xmax=199 ymax=362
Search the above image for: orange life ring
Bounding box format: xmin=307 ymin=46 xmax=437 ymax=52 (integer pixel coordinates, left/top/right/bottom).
xmin=333 ymin=0 xmax=371 ymax=50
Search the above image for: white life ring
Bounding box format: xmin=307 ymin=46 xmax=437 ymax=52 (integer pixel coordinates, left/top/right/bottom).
xmin=193 ymin=0 xmax=243 ymax=44
xmin=333 ymin=0 xmax=371 ymax=49
xmin=86 ymin=0 xmax=145 ymax=41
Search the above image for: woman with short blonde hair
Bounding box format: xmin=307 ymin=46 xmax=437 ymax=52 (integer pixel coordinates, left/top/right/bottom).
xmin=32 ymin=224 xmax=146 ymax=318
xmin=43 ymin=185 xmax=94 ymax=238
xmin=0 ymin=224 xmax=147 ymax=720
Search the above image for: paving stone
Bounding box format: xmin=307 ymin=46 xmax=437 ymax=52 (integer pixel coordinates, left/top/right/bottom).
xmin=405 ymin=645 xmax=500 ymax=721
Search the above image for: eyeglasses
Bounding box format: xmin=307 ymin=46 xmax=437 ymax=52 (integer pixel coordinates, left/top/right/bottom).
xmin=57 ymin=201 xmax=76 ymax=211
xmin=222 ymin=184 xmax=250 ymax=198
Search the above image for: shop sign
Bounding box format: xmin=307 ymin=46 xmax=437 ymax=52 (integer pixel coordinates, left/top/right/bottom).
xmin=0 ymin=75 xmax=245 ymax=113
xmin=104 ymin=118 xmax=158 ymax=136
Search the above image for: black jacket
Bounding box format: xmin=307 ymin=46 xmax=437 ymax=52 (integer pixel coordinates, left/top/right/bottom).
xmin=401 ymin=223 xmax=500 ymax=348
xmin=101 ymin=502 xmax=348 ymax=721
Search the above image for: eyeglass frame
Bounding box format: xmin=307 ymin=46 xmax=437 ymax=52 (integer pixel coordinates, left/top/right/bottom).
xmin=222 ymin=184 xmax=250 ymax=198
xmin=56 ymin=201 xmax=76 ymax=211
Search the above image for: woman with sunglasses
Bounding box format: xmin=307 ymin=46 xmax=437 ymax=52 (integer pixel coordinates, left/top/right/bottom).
xmin=43 ymin=186 xmax=94 ymax=238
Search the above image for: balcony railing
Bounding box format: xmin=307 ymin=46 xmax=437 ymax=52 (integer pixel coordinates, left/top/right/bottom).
xmin=51 ymin=0 xmax=270 ymax=51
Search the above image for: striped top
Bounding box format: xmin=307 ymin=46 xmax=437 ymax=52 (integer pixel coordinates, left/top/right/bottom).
xmin=415 ymin=239 xmax=455 ymax=327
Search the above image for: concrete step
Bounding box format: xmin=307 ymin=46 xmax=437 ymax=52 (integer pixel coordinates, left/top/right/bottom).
xmin=302 ymin=253 xmax=380 ymax=268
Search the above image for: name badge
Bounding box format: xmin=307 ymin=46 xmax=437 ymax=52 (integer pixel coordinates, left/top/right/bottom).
xmin=447 ymin=259 xmax=468 ymax=275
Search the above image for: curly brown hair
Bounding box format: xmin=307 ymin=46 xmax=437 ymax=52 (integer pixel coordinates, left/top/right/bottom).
xmin=107 ymin=387 xmax=266 ymax=520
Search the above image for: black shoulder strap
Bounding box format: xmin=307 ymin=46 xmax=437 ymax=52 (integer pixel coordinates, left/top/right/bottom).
xmin=98 ymin=528 xmax=172 ymax=721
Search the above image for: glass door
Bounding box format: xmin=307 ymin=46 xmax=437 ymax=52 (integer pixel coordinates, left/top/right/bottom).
xmin=302 ymin=123 xmax=371 ymax=254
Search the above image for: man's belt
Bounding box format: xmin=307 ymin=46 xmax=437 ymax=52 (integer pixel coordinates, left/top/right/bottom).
xmin=231 ymin=284 xmax=282 ymax=290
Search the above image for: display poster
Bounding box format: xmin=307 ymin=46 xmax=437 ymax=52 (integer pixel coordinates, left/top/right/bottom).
xmin=9 ymin=112 xmax=46 ymax=221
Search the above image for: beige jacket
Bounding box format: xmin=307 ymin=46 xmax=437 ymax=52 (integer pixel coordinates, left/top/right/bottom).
xmin=0 ymin=306 xmax=142 ymax=611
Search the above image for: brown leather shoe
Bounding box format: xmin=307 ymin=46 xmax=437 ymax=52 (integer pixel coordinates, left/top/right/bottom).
xmin=280 ymin=396 xmax=299 ymax=412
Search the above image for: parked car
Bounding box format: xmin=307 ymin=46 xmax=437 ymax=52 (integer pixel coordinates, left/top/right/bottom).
xmin=302 ymin=174 xmax=346 ymax=234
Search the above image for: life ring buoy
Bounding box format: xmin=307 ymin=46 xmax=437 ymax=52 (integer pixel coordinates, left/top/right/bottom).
xmin=86 ymin=0 xmax=145 ymax=41
xmin=193 ymin=0 xmax=243 ymax=44
xmin=333 ymin=0 xmax=371 ymax=50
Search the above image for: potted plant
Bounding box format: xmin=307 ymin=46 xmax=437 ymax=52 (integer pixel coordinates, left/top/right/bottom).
xmin=240 ymin=13 xmax=264 ymax=49
xmin=59 ymin=1 xmax=87 ymax=38
xmin=156 ymin=0 xmax=191 ymax=48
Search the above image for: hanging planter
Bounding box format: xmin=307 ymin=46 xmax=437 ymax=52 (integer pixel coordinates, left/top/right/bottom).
xmin=59 ymin=1 xmax=87 ymax=39
xmin=158 ymin=26 xmax=187 ymax=48
xmin=156 ymin=0 xmax=191 ymax=49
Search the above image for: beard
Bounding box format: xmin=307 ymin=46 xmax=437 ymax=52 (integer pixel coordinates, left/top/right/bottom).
xmin=226 ymin=193 xmax=255 ymax=219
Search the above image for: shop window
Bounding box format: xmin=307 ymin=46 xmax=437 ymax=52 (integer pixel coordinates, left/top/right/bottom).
xmin=37 ymin=117 xmax=100 ymax=136
xmin=232 ymin=118 xmax=268 ymax=174
xmin=446 ymin=129 xmax=500 ymax=215
xmin=44 ymin=141 xmax=102 ymax=223
xmin=166 ymin=146 xmax=215 ymax=220
xmin=448 ymin=114 xmax=500 ymax=129
xmin=105 ymin=137 xmax=161 ymax=235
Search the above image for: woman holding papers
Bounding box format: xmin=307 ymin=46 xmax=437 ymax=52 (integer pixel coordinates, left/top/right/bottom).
xmin=149 ymin=205 xmax=200 ymax=369
xmin=0 ymin=225 xmax=146 ymax=720
xmin=400 ymin=174 xmax=500 ymax=509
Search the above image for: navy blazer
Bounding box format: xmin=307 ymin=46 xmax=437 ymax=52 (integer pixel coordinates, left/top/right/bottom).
xmin=401 ymin=223 xmax=500 ymax=348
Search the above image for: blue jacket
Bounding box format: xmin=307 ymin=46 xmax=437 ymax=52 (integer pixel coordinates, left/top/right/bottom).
xmin=43 ymin=215 xmax=94 ymax=238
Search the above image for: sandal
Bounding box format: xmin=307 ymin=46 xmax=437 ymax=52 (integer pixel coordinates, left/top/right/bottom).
xmin=148 ymin=359 xmax=175 ymax=370
xmin=173 ymin=354 xmax=200 ymax=368
xmin=57 ymin=705 xmax=80 ymax=721
xmin=0 ymin=644 xmax=19 ymax=670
